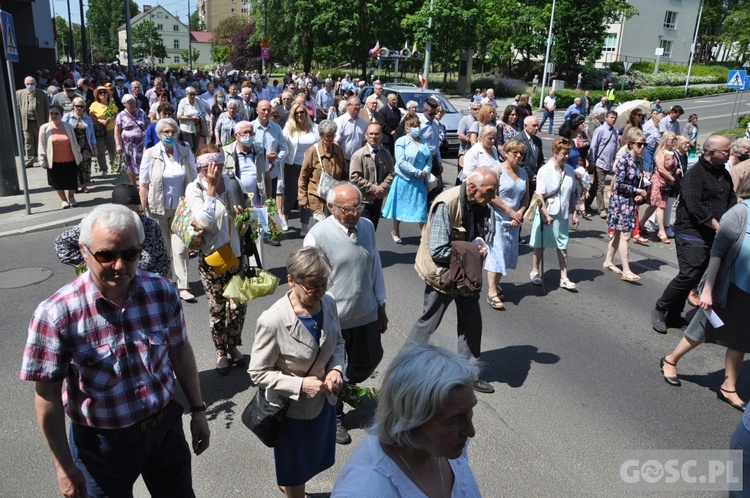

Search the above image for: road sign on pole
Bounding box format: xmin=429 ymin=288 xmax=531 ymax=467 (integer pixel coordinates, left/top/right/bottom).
xmin=727 ymin=70 xmax=746 ymax=89
xmin=623 ymin=62 xmax=633 ymax=73
xmin=0 ymin=10 xmax=20 ymax=62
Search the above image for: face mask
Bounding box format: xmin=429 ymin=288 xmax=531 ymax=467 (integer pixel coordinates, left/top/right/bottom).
xmin=161 ymin=135 xmax=177 ymax=147
xmin=410 ymin=127 xmax=420 ymax=138
xmin=239 ymin=136 xmax=253 ymax=147
xmin=26 ymin=84 xmax=35 ymax=92
xmin=217 ymin=97 xmax=225 ymax=104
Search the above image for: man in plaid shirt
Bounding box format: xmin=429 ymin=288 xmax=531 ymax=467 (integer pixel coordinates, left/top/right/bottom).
xmin=21 ymin=204 xmax=209 ymax=498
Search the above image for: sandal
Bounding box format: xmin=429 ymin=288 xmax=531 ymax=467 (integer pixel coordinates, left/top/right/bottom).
xmin=658 ymin=234 xmax=671 ymax=244
xmin=495 ymin=285 xmax=505 ymax=300
xmin=559 ymin=278 xmax=577 ymax=290
xmin=621 ymin=272 xmax=641 ymax=282
xmin=530 ymin=271 xmax=542 ymax=286
xmin=80 ymin=186 xmax=90 ymax=194
xmin=632 ymin=234 xmax=649 ymax=244
xmin=486 ymin=295 xmax=505 ymax=310
xmin=603 ymin=263 xmax=623 ymax=274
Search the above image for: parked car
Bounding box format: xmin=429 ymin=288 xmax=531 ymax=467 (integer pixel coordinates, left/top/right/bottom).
xmin=358 ymin=85 xmax=461 ymax=154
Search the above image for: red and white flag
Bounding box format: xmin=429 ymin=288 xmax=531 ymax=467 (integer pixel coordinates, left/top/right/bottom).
xmin=419 ymin=74 xmax=427 ymax=87
xmin=369 ymin=41 xmax=380 ymax=58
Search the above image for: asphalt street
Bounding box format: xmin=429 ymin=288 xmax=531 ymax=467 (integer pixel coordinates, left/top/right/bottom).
xmin=0 ymin=91 xmax=746 ymax=497
xmin=0 ymin=183 xmax=743 ymax=497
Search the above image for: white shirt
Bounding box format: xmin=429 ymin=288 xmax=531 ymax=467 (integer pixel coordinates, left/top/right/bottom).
xmin=535 ymin=159 xmax=575 ymax=218
xmin=543 ymin=96 xmax=556 ymax=112
xmin=236 ymin=147 xmax=261 ymax=207
xmin=334 ymin=114 xmax=367 ymax=160
xmin=331 ymin=435 xmax=481 ymax=498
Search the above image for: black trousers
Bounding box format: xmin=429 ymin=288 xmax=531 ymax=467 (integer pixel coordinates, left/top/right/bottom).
xmin=656 ymin=237 xmax=711 ymax=317
xmin=337 ymin=319 xmax=383 ymax=416
xmin=361 ymin=199 xmax=383 ymax=231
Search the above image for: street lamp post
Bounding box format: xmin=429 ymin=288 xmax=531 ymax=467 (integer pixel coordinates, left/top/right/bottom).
xmin=538 ymin=0 xmax=556 ymax=108
xmin=421 ymin=0 xmax=434 ymax=88
xmin=685 ymin=0 xmax=704 ymax=96
xmin=188 ymin=0 xmax=193 ymax=70
xmin=65 ymin=0 xmax=75 ymax=61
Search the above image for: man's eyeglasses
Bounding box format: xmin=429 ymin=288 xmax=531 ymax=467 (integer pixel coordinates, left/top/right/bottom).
xmin=711 ymin=148 xmax=731 ymax=155
xmin=334 ymin=203 xmax=364 ymax=215
xmin=85 ymin=245 xmax=141 ymax=264
xmin=296 ymin=280 xmax=330 ymax=295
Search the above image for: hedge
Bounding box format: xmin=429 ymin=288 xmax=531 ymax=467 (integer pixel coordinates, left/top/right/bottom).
xmin=550 ymin=86 xmax=734 ymax=109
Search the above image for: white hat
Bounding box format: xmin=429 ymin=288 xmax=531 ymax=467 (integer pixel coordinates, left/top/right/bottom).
xmin=121 ymin=94 xmax=135 ymax=104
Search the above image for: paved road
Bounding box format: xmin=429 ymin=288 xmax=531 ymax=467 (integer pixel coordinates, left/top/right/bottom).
xmin=0 ymin=157 xmax=743 ymax=496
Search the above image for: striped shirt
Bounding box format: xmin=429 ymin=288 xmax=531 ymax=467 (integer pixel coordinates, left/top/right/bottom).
xmin=20 ymin=270 xmax=187 ymax=429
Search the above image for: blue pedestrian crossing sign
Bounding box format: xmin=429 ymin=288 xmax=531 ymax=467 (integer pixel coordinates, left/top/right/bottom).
xmin=0 ymin=11 xmax=19 ymax=63
xmin=727 ymin=70 xmax=746 ymax=89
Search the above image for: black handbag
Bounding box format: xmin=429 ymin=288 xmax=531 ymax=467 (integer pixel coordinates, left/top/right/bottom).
xmin=242 ymin=345 xmax=320 ymax=447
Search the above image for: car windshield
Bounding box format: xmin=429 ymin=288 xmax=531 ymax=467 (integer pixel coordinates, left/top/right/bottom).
xmin=395 ymin=92 xmax=458 ymax=113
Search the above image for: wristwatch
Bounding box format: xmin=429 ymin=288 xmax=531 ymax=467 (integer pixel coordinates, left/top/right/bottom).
xmin=190 ymin=402 xmax=207 ymax=414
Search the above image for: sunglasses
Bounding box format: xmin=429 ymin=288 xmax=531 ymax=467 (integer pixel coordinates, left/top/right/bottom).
xmin=634 ymin=142 xmax=647 ymax=147
xmin=85 ymin=245 xmax=141 ymax=264
xmin=74 ymin=105 xmax=85 ymax=109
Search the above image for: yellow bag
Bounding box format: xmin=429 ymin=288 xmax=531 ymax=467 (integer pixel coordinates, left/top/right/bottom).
xmin=204 ymin=244 xmax=239 ymax=276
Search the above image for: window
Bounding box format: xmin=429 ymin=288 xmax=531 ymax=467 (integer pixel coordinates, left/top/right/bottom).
xmin=663 ymin=11 xmax=678 ymax=30
xmin=231 ymin=8 xmax=236 ymax=12
xmin=159 ymin=58 xmax=164 ymax=64
xmin=174 ymin=56 xmax=180 ymax=63
xmin=659 ymin=39 xmax=673 ymax=58
xmin=241 ymin=7 xmax=247 ymax=13
xmin=173 ymin=25 xmax=179 ymax=31
xmin=157 ymin=23 xmax=163 ymax=30
xmin=174 ymin=39 xmax=180 ymax=49
xmin=603 ymin=33 xmax=617 ymax=52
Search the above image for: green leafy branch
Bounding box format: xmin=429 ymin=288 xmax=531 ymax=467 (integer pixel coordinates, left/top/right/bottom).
xmin=338 ymin=384 xmax=379 ymax=409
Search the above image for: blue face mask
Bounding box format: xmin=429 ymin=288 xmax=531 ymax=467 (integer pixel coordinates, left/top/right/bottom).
xmin=26 ymin=84 xmax=35 ymax=92
xmin=161 ymin=135 xmax=177 ymax=147
xmin=217 ymin=97 xmax=225 ymax=104
xmin=410 ymin=127 xmax=420 ymax=138
xmin=239 ymin=136 xmax=253 ymax=147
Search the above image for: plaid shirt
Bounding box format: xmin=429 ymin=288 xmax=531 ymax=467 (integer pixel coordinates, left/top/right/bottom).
xmin=20 ymin=270 xmax=187 ymax=429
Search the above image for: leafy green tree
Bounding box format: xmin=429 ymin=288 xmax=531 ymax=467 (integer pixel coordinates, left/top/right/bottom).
xmin=86 ymin=0 xmax=140 ymax=61
xmin=211 ymin=45 xmax=230 ymax=64
xmin=181 ymin=48 xmax=201 ymax=65
xmin=402 ymin=0 xmax=480 ymax=86
xmin=54 ymin=16 xmax=83 ymax=62
xmin=131 ymin=21 xmax=168 ymax=62
xmin=189 ymin=8 xmax=204 ymax=31
xmin=719 ymin=3 xmax=750 ymax=62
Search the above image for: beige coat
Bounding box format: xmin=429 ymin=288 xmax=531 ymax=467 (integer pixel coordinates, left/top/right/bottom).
xmin=38 ymin=122 xmax=83 ymax=169
xmin=349 ymin=144 xmax=395 ymax=204
xmin=16 ymin=88 xmax=49 ymax=130
xmin=249 ymin=293 xmax=345 ymax=420
xmin=298 ymin=142 xmax=345 ymax=213
xmin=141 ymin=142 xmax=197 ymax=216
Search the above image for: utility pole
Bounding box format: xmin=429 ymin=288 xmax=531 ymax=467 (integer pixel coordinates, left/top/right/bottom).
xmin=188 ymin=0 xmax=193 ymax=70
xmin=149 ymin=7 xmax=153 ymax=67
xmin=125 ymin=1 xmax=133 ymax=71
xmin=422 ymin=0 xmax=434 ymax=88
xmin=538 ymin=0 xmax=556 ymax=108
xmin=78 ymin=0 xmax=88 ymax=65
xmin=685 ymin=0 xmax=704 ymax=96
xmin=65 ymin=0 xmax=75 ymax=61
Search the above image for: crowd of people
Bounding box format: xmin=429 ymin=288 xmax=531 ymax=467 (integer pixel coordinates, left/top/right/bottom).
xmin=18 ymin=61 xmax=750 ymax=497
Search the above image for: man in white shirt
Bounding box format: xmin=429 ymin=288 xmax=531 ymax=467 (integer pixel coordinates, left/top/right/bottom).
xmin=315 ymin=80 xmax=335 ymax=121
xmin=334 ymin=97 xmax=368 ymax=174
xmin=539 ymin=90 xmax=557 ymax=134
xmin=480 ymin=88 xmax=497 ymax=109
xmin=659 ymin=105 xmax=683 ymax=136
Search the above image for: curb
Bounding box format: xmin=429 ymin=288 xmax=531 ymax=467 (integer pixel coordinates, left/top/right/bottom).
xmin=0 ymin=214 xmax=85 ymax=239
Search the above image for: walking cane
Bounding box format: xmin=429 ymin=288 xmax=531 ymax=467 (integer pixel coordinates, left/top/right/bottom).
xmin=538 ymin=198 xmax=545 ymax=294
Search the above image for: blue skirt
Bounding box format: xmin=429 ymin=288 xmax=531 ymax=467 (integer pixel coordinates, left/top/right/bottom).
xmin=381 ymin=175 xmax=428 ymax=223
xmin=274 ymin=401 xmax=336 ymax=486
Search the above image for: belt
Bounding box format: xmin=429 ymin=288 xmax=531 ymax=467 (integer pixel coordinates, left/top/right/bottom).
xmin=94 ymin=407 xmax=167 ymax=436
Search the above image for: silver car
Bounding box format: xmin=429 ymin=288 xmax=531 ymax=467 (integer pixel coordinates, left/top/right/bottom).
xmin=358 ymin=85 xmax=461 ymax=154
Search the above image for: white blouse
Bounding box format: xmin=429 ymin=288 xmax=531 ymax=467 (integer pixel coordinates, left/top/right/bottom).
xmin=535 ymin=159 xmax=576 ymax=218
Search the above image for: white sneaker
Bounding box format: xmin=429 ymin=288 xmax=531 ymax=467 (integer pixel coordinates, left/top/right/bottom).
xmin=179 ymin=290 xmax=196 ymax=302
xmin=280 ymin=219 xmax=289 ymax=231
xmin=665 ymin=227 xmax=675 ymax=238
xmin=61 ymin=201 xmax=70 ymax=209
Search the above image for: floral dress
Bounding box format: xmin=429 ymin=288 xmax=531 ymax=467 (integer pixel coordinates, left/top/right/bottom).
xmin=607 ymin=151 xmax=643 ymax=232
xmin=116 ymin=108 xmax=148 ymax=175
xmin=497 ymin=122 xmax=518 ymax=149
xmin=648 ymin=149 xmax=677 ymax=209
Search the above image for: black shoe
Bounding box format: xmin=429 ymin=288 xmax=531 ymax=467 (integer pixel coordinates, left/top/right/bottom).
xmin=666 ymin=315 xmax=688 ymax=330
xmin=336 ymin=418 xmax=351 ymax=444
xmin=718 ymin=388 xmax=747 ymax=412
xmin=263 ymin=237 xmax=281 ymax=247
xmin=651 ymin=308 xmax=667 ymax=334
xmin=659 ymin=356 xmax=681 ymax=386
xmin=473 ymin=379 xmax=495 ymax=394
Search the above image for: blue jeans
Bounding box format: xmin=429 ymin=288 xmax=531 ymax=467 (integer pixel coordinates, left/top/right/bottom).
xmin=539 ymin=110 xmax=554 ymax=134
xmin=642 ymin=145 xmax=655 ymax=173
xmin=69 ymin=400 xmax=195 ymax=498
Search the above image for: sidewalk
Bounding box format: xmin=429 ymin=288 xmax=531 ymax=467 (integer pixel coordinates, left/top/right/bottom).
xmin=0 ymin=165 xmax=122 ymax=238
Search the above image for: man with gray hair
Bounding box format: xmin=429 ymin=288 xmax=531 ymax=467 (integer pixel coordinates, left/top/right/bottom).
xmin=564 ymin=97 xmax=583 ymax=121
xmin=21 ymin=204 xmax=209 ymax=498
xmin=359 ymin=94 xmax=382 ymax=125
xmin=223 ymin=120 xmax=267 ymax=208
xmin=304 ymin=183 xmax=388 ymax=444
xmin=481 ymin=88 xmax=497 ymax=109
xmin=273 ymin=90 xmax=293 ymax=124
xmin=334 ymin=96 xmax=368 ymax=175
xmin=409 ymin=167 xmax=499 ymax=394
xmin=145 ymin=77 xmax=164 ymax=107
xmin=17 ymin=75 xmax=49 ymax=168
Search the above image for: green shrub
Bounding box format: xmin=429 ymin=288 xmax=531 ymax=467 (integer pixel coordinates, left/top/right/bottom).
xmin=633 ymin=71 xmax=723 ymax=86
xmin=552 ymin=86 xmax=733 ymax=108
xmin=739 ymin=114 xmax=750 ymax=129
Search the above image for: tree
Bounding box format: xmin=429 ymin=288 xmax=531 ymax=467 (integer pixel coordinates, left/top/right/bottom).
xmin=189 ymin=8 xmax=204 ymax=31
xmin=86 ymin=0 xmax=140 ymax=61
xmin=211 ymin=45 xmax=230 ymax=64
xmin=131 ymin=21 xmax=167 ymax=62
xmin=54 ymin=16 xmax=83 ymax=62
xmin=719 ymin=2 xmax=750 ymax=62
xmin=181 ymin=48 xmax=201 ymax=65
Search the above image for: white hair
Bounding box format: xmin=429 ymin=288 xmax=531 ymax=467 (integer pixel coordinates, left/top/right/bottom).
xmin=79 ymin=204 xmax=144 ymax=247
xmin=372 ymin=344 xmax=478 ymax=449
xmin=233 ymin=120 xmax=253 ymax=135
xmin=317 ymin=119 xmax=337 ymax=135
xmin=326 ymin=183 xmax=362 ymax=205
xmin=467 ymin=166 xmax=498 ymax=187
xmin=155 ymin=118 xmax=179 ymax=136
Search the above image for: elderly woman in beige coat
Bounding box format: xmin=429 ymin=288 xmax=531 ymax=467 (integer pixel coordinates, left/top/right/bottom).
xmin=39 ymin=103 xmax=83 ymax=209
xmin=249 ymin=246 xmax=345 ymax=498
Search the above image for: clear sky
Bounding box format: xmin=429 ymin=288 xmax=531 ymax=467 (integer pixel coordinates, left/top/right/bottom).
xmin=50 ymin=0 xmax=193 ymax=27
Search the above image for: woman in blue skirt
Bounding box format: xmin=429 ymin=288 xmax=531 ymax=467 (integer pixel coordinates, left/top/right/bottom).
xmin=381 ymin=115 xmax=432 ymax=244
xmin=249 ymin=247 xmax=346 ymax=498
